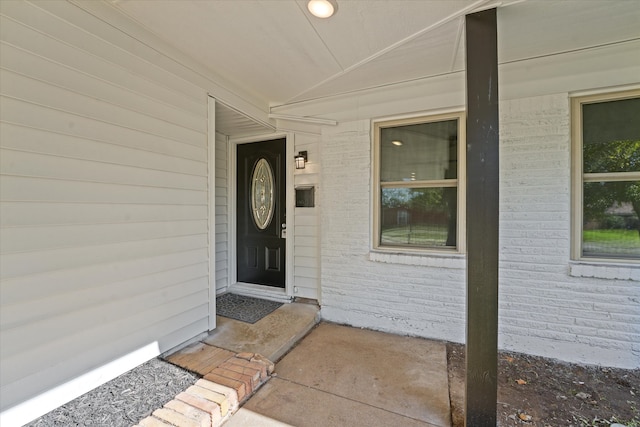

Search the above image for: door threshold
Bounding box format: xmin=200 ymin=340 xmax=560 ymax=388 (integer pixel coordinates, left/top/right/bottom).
xmin=230 ymin=282 xmax=292 ymax=303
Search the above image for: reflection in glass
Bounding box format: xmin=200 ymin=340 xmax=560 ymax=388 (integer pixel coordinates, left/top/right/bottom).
xmin=381 ymin=187 xmax=457 ymax=248
xmin=583 ymin=97 xmax=640 ymax=173
xmin=380 ymin=120 xmax=457 ymax=182
xmin=583 ymin=139 xmax=640 ymax=174
xmin=251 ymin=158 xmax=275 ymax=230
xmin=583 ymin=181 xmax=640 ymax=259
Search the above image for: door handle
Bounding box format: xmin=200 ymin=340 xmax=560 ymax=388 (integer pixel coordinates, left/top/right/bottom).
xmin=281 ymin=223 xmax=286 ymax=238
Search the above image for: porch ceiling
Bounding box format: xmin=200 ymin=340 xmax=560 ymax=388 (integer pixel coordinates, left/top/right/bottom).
xmin=215 ymin=101 xmax=276 ymax=139
xmin=109 ymin=0 xmax=640 ymax=134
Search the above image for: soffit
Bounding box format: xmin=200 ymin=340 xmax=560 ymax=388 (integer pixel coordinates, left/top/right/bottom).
xmin=109 ymin=0 xmax=640 ymax=131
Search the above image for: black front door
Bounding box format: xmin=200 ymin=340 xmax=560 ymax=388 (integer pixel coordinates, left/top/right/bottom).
xmin=237 ymin=138 xmax=286 ymax=288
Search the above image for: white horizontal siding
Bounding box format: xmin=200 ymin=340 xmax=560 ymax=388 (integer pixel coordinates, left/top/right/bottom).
xmin=6 ymin=294 xmax=210 ymax=411
xmin=0 ymin=122 xmax=207 ymax=175
xmin=1 ymin=96 xmax=206 ymax=161
xmin=1 ymin=220 xmax=208 ymax=253
xmin=2 ymin=237 xmax=207 ymax=279
xmin=293 ymin=134 xmax=320 ymax=300
xmin=0 ymin=175 xmax=206 ymax=204
xmin=215 ymin=132 xmax=229 ymax=293
xmin=0 ymin=149 xmax=207 ymax=192
xmin=0 ymin=0 xmax=210 ymax=417
xmin=0 ymin=202 xmax=208 ymax=227
xmin=0 ymin=43 xmax=205 ymax=132
xmin=2 ymin=0 xmax=204 ymax=106
xmin=1 ymin=263 xmax=209 ymax=328
xmin=2 ymin=248 xmax=208 ymax=304
xmin=2 ymin=280 xmax=209 ymax=365
xmin=0 ymin=68 xmax=204 ymax=144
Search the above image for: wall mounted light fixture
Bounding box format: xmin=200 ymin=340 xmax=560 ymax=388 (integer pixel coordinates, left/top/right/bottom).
xmin=295 ymin=151 xmax=308 ymax=169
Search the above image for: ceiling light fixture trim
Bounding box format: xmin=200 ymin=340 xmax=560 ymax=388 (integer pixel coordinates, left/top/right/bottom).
xmin=307 ymin=0 xmax=337 ymax=18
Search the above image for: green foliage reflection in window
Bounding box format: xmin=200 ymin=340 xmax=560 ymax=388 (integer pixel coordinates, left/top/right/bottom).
xmin=580 ymin=96 xmax=640 ymax=259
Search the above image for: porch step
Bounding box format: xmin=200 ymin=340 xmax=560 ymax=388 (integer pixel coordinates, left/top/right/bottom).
xmin=133 ymin=302 xmax=320 ymax=426
xmin=133 ymin=352 xmax=274 ymax=427
xmin=203 ymin=301 xmax=321 ymax=363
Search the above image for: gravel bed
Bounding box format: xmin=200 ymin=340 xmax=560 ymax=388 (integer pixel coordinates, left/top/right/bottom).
xmin=26 ymin=358 xmax=200 ymax=427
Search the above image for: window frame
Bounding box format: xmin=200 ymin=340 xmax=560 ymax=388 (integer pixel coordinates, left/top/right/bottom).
xmin=571 ymin=89 xmax=640 ymax=263
xmin=372 ymin=111 xmax=466 ymax=254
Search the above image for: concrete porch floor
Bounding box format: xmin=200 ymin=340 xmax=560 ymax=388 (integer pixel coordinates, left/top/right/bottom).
xmin=164 ymin=301 xmax=452 ymax=427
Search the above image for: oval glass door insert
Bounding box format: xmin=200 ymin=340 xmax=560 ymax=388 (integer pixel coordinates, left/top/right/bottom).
xmin=251 ymin=158 xmax=275 ymax=230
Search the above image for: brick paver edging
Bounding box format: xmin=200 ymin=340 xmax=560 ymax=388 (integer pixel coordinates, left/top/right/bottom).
xmin=133 ymin=352 xmax=274 ymax=427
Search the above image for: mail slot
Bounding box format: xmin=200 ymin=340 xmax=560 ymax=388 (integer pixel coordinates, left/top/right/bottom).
xmin=295 ymin=186 xmax=315 ymax=208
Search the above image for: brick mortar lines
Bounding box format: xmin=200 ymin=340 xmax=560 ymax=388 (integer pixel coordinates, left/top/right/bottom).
xmin=133 ymin=352 xmax=274 ymax=427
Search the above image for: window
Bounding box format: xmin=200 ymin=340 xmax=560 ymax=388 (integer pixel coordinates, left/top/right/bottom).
xmin=373 ymin=113 xmax=465 ymax=252
xmin=572 ymin=90 xmax=640 ymax=261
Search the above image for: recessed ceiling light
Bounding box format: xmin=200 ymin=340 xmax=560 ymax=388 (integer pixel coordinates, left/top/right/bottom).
xmin=391 ymin=140 xmax=403 ymax=146
xmin=308 ymin=0 xmax=336 ymax=18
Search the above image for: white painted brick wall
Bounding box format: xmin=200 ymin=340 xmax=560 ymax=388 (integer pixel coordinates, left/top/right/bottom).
xmin=319 ymin=94 xmax=639 ymax=369
xmin=319 ymin=120 xmax=467 ymax=343
xmin=499 ymin=93 xmax=639 ymax=369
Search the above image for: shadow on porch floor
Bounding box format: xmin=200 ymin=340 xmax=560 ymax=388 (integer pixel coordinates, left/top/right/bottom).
xmin=163 ymin=300 xmax=452 ymax=427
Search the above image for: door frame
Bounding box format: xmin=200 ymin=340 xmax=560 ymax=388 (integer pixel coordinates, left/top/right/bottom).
xmin=207 ymin=96 xmax=216 ymax=330
xmin=228 ymin=132 xmax=295 ymax=302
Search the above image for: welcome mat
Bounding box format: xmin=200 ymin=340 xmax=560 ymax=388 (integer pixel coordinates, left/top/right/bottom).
xmin=216 ymin=293 xmax=283 ymax=324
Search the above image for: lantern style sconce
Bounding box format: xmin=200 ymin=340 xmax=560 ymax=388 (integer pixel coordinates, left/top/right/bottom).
xmin=295 ymin=151 xmax=308 ymax=169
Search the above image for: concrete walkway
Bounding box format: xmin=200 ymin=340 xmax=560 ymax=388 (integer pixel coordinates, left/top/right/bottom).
xmin=159 ymin=301 xmax=451 ymax=427
xmin=232 ymin=323 xmax=451 ymax=427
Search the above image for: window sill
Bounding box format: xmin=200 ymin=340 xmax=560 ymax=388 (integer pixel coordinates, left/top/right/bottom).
xmin=369 ymin=250 xmax=465 ymax=269
xmin=569 ymin=261 xmax=640 ymax=281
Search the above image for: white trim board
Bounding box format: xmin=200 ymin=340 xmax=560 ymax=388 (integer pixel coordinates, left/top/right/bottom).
xmin=208 ymin=96 xmax=217 ymax=331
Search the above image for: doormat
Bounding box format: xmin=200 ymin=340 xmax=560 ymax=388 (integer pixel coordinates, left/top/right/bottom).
xmin=216 ymin=293 xmax=283 ymax=324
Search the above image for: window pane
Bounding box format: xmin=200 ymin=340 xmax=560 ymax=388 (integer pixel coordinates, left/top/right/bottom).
xmin=583 ymin=97 xmax=640 ymax=173
xmin=380 ymin=187 xmax=457 ymax=248
xmin=583 ymin=181 xmax=640 ymax=259
xmin=380 ymin=120 xmax=457 ymax=182
xmin=584 ymin=140 xmax=640 ymax=174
